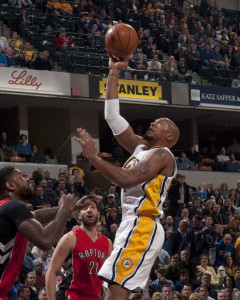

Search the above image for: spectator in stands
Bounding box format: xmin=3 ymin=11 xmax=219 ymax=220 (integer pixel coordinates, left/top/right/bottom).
xmin=196 ymin=254 xmax=219 ymax=285
xmin=225 ymin=154 xmax=240 ymax=172
xmin=22 ymin=42 xmax=35 ymax=62
xmin=176 ymin=152 xmax=194 ymax=171
xmin=0 ymin=48 xmax=7 ymax=67
xmin=211 ymin=203 xmax=228 ymax=227
xmin=46 ymin=0 xmax=61 ymax=15
xmin=230 ymin=40 xmax=240 ymax=57
xmin=32 ymin=145 xmax=44 ymax=163
xmin=211 ymin=45 xmax=228 ymax=67
xmin=181 ymin=284 xmax=193 ymax=299
xmin=194 ymin=273 xmax=217 ymax=299
xmin=107 ymin=223 xmax=118 ymax=243
xmin=0 ymin=131 xmax=15 ymax=161
xmin=215 ymin=234 xmax=235 ymax=268
xmin=200 ymin=43 xmax=214 ymax=66
xmin=179 ymin=215 xmax=206 ymax=271
xmin=151 ymin=267 xmax=175 ymax=293
xmin=115 ymin=0 xmax=130 ymax=22
xmin=0 ymin=29 xmax=9 ymax=51
xmin=185 ymin=44 xmax=201 ymax=73
xmin=147 ymin=53 xmax=163 ymax=80
xmin=165 ymin=10 xmax=178 ymax=27
xmin=194 ymin=26 xmax=208 ymax=44
xmin=165 ymin=254 xmax=180 ymax=285
xmin=4 ymin=46 xmax=20 ymax=67
xmin=199 ymin=0 xmax=211 ymax=17
xmin=187 ymin=146 xmax=201 ymax=167
xmin=194 ymin=183 xmax=208 ymax=201
xmin=17 ymin=285 xmax=31 ymax=300
xmin=17 ymin=8 xmax=39 ymax=38
xmin=175 ymin=269 xmax=191 ymax=292
xmin=227 ymin=137 xmax=240 ymax=156
xmin=88 ymin=15 xmax=105 ymax=47
xmin=59 ymin=0 xmax=73 ymax=15
xmin=8 ymin=31 xmax=22 ymax=50
xmin=219 ymin=182 xmax=229 ymax=200
xmin=216 ymin=147 xmax=230 ymax=171
xmin=177 ymin=57 xmax=191 ymax=83
xmin=73 ymin=174 xmax=89 ymax=197
xmin=103 ymin=183 xmax=120 ymax=205
xmin=132 ymin=60 xmax=148 ymax=80
xmin=143 ymin=36 xmax=158 ymax=59
xmin=162 ymin=55 xmax=178 ymax=80
xmin=218 ymin=255 xmax=237 ymax=283
xmin=34 ymin=50 xmax=52 ymax=71
xmin=189 ymin=197 xmax=203 ymax=219
xmin=168 ymin=220 xmax=189 ymax=256
xmin=25 ymin=272 xmax=39 ymax=299
xmin=40 ymin=179 xmax=56 ymax=206
xmin=75 ymin=14 xmax=89 ymax=34
xmin=168 ymin=174 xmax=190 ymax=217
xmin=224 ymin=46 xmax=238 ymax=68
xmin=33 ymin=250 xmax=51 ymax=274
xmin=56 ymin=29 xmax=78 ymax=52
xmin=16 ymin=133 xmax=32 ymax=161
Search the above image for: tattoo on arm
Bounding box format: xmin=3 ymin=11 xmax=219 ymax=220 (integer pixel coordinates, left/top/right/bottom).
xmin=130 ymin=161 xmax=150 ymax=177
xmin=155 ymin=149 xmax=168 ymax=160
xmin=109 ymin=72 xmax=119 ymax=78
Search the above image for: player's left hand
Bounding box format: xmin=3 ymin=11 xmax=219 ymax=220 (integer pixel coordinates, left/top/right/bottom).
xmin=74 ymin=128 xmax=98 ymax=162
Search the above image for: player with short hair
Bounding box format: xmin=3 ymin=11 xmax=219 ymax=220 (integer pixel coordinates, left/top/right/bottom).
xmin=0 ymin=166 xmax=78 ymax=299
xmin=46 ymin=195 xmax=112 ymax=300
xmin=74 ymin=56 xmax=180 ymax=300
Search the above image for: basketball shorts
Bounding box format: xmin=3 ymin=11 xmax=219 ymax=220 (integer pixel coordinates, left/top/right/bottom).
xmin=98 ymin=215 xmax=164 ymax=290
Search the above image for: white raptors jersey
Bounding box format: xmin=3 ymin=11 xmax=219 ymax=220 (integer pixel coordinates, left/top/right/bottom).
xmin=121 ymin=144 xmax=177 ymax=218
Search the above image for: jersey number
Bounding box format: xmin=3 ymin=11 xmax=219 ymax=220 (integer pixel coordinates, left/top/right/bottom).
xmin=89 ymin=261 xmax=99 ymax=275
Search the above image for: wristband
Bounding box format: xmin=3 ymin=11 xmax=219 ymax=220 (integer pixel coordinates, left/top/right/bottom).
xmin=61 ymin=206 xmax=72 ymax=214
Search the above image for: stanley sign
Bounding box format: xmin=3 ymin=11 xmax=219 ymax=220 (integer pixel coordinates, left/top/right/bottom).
xmin=99 ymin=78 xmax=162 ymax=100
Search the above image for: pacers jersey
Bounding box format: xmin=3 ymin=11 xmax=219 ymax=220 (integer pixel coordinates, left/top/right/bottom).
xmin=66 ymin=227 xmax=109 ymax=300
xmin=121 ymin=144 xmax=177 ymax=217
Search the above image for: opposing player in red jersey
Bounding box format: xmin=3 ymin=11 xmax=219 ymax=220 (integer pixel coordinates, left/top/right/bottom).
xmin=0 ymin=166 xmax=78 ymax=300
xmin=46 ymin=195 xmax=113 ymax=300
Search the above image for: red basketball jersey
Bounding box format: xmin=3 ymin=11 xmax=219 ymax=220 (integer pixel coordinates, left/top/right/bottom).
xmin=65 ymin=227 xmax=109 ymax=300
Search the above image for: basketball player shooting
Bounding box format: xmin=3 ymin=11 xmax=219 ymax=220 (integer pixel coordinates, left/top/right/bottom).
xmin=74 ymin=55 xmax=180 ymax=300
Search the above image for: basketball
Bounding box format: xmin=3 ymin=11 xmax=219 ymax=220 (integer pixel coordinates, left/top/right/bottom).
xmin=105 ymin=23 xmax=138 ymax=59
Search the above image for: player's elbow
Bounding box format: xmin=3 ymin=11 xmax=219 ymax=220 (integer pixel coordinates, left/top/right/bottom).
xmin=35 ymin=239 xmax=53 ymax=251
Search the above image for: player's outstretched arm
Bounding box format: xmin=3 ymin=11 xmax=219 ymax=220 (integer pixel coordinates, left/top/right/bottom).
xmin=18 ymin=194 xmax=78 ymax=250
xmin=105 ymin=56 xmax=145 ymax=154
xmin=46 ymin=232 xmax=76 ymax=300
xmin=74 ymin=129 xmax=174 ymax=188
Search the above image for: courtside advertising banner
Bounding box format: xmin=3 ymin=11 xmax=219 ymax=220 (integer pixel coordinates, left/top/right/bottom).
xmin=0 ymin=68 xmax=71 ymax=96
xmin=98 ymin=77 xmax=171 ymax=102
xmin=189 ymin=84 xmax=240 ymax=108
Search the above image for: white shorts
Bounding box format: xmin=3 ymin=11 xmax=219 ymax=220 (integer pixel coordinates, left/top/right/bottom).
xmin=98 ymin=215 xmax=164 ymax=290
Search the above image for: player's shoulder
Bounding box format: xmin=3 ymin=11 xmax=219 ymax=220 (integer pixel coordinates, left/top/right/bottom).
xmin=1 ymin=199 xmax=29 ymax=210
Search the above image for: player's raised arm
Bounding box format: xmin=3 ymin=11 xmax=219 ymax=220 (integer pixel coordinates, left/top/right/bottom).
xmin=46 ymin=232 xmax=76 ymax=300
xmin=105 ymin=56 xmax=145 ymax=154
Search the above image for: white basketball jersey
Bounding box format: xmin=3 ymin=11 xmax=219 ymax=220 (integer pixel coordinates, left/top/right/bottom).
xmin=121 ymin=144 xmax=177 ymax=218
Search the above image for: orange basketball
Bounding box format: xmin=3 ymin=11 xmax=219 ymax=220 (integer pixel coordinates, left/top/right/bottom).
xmin=105 ymin=23 xmax=138 ymax=59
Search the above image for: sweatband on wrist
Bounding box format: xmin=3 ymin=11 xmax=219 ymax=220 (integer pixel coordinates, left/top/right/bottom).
xmin=61 ymin=206 xmax=72 ymax=214
xmin=104 ymin=99 xmax=129 ymax=135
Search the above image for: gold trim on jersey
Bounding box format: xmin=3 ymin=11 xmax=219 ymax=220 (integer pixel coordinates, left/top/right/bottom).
xmin=137 ymin=174 xmax=165 ymax=216
xmin=114 ymin=216 xmax=156 ymax=285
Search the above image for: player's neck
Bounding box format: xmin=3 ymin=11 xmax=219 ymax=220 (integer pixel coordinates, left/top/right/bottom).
xmin=81 ymin=225 xmax=99 ymax=242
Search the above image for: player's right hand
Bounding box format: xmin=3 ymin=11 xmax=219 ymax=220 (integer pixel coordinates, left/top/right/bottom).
xmin=109 ymin=54 xmax=131 ymax=72
xmin=60 ymin=193 xmax=78 ymax=212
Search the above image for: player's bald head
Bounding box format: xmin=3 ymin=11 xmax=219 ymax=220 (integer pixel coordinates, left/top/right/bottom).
xmin=164 ymin=118 xmax=180 ymax=147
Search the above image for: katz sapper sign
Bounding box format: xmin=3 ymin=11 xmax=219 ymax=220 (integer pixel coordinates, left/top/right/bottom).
xmin=189 ymin=84 xmax=240 ymax=107
xmin=0 ymin=68 xmax=71 ymax=96
xmin=99 ymin=78 xmax=162 ymax=100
